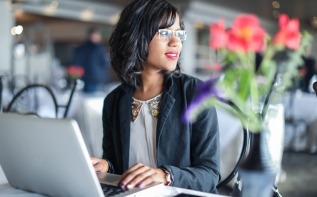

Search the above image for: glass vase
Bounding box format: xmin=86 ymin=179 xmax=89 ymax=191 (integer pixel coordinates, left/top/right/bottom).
xmin=239 ymin=130 xmax=278 ymax=197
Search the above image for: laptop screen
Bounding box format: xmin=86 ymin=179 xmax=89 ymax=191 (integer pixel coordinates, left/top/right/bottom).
xmin=0 ymin=113 xmax=104 ymax=197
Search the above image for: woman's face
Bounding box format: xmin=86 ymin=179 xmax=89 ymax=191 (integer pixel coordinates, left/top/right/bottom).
xmin=143 ymin=15 xmax=183 ymax=73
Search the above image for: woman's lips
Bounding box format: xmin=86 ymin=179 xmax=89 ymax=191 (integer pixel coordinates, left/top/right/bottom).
xmin=165 ymin=52 xmax=178 ymax=60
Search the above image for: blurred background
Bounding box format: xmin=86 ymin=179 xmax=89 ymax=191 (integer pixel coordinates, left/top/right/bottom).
xmin=2 ymin=0 xmax=317 ymax=87
xmin=1 ymin=0 xmax=317 ymax=196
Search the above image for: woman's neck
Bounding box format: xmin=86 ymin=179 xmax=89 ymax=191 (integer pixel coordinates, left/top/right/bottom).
xmin=134 ymin=73 xmax=164 ymax=101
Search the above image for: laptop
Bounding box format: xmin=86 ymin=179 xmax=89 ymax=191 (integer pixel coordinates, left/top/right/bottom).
xmin=0 ymin=113 xmax=163 ymax=197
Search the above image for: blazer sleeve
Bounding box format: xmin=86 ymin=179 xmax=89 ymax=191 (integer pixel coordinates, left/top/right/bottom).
xmin=102 ymin=97 xmax=115 ymax=173
xmin=161 ymin=106 xmax=221 ymax=193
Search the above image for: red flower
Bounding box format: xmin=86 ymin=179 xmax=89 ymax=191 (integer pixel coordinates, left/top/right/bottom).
xmin=210 ymin=19 xmax=227 ymax=50
xmin=211 ymin=63 xmax=222 ymax=72
xmin=68 ymin=65 xmax=84 ymax=78
xmin=187 ymin=13 xmax=310 ymax=131
xmin=204 ymin=63 xmax=222 ymax=72
xmin=273 ymin=14 xmax=300 ymax=50
xmin=227 ymin=14 xmax=266 ymax=52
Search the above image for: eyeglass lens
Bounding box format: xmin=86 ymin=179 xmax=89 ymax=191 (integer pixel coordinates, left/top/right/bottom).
xmin=158 ymin=29 xmax=187 ymax=41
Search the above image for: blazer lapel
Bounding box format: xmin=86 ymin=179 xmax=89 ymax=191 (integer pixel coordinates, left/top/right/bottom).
xmin=118 ymin=86 xmax=133 ymax=171
xmin=156 ymin=79 xmax=175 ymax=146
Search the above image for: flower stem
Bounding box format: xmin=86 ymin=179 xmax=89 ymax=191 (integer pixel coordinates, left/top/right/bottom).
xmin=261 ymin=69 xmax=278 ymax=119
xmin=247 ymin=52 xmax=258 ymax=112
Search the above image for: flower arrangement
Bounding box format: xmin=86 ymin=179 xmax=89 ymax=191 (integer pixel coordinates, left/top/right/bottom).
xmin=185 ymin=14 xmax=312 ymax=131
xmin=67 ymin=65 xmax=84 ymax=79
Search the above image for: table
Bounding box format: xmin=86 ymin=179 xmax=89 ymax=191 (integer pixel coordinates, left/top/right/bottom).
xmin=283 ymin=91 xmax=317 ymax=152
xmin=0 ymin=166 xmax=228 ymax=197
xmin=72 ymin=83 xmax=120 ymax=157
xmin=0 ymin=165 xmax=7 ymax=185
xmin=73 ymin=95 xmax=104 ymax=157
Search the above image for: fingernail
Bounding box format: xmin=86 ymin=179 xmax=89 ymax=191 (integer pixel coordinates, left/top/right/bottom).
xmin=119 ymin=182 xmax=125 ymax=188
xmin=137 ymin=183 xmax=143 ymax=188
xmin=126 ymin=184 xmax=133 ymax=189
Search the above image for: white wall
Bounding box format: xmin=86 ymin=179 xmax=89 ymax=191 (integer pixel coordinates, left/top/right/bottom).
xmin=0 ymin=0 xmax=14 ymax=75
xmin=181 ymin=20 xmax=197 ymax=76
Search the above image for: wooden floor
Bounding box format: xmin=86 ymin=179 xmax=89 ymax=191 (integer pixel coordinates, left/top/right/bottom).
xmin=277 ymin=151 xmax=317 ymax=197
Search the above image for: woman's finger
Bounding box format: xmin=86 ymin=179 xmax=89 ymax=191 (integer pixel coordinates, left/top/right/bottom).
xmin=120 ymin=166 xmax=166 ymax=189
xmin=125 ymin=168 xmax=159 ymax=188
xmin=119 ymin=164 xmax=151 ymax=188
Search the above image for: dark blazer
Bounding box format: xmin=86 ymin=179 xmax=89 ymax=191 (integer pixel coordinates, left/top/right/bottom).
xmin=102 ymin=74 xmax=220 ymax=193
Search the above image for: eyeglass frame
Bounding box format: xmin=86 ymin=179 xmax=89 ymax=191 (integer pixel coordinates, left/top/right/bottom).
xmin=157 ymin=29 xmax=187 ymax=41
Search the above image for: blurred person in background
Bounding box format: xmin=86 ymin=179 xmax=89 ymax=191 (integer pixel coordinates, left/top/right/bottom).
xmin=72 ymin=27 xmax=109 ymax=93
xmin=299 ymin=47 xmax=317 ymax=93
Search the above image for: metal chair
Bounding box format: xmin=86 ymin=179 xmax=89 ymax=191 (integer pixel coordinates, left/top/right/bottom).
xmin=5 ymin=79 xmax=78 ymax=118
xmin=313 ymin=81 xmax=317 ymax=97
xmin=0 ymin=75 xmax=4 ymax=113
xmin=216 ymin=98 xmax=283 ymax=197
xmin=216 ymin=99 xmax=250 ymax=195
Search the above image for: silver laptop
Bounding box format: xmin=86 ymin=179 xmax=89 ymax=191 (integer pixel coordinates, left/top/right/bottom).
xmin=0 ymin=113 xmax=163 ymax=197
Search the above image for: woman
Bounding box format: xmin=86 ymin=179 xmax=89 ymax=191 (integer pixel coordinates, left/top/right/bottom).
xmin=91 ymin=0 xmax=220 ymax=193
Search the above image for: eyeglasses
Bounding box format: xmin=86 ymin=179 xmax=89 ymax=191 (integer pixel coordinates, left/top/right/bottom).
xmin=157 ymin=29 xmax=187 ymax=41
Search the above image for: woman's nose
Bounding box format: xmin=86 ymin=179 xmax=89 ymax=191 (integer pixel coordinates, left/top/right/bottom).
xmin=168 ymin=35 xmax=181 ymax=47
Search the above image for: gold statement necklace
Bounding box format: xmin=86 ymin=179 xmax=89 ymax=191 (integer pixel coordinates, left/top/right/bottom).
xmin=131 ymin=94 xmax=162 ymax=122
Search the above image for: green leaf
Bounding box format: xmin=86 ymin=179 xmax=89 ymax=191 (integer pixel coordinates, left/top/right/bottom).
xmin=237 ymin=68 xmax=251 ymax=101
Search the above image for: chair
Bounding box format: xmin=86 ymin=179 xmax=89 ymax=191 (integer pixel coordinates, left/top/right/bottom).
xmin=5 ymin=79 xmax=78 ymax=118
xmin=216 ymin=99 xmax=283 ymax=197
xmin=7 ymin=74 xmax=30 ymax=95
xmin=313 ymin=81 xmax=317 ymax=97
xmin=0 ymin=77 xmax=5 ymax=185
xmin=0 ymin=75 xmax=4 ymax=112
xmin=216 ymin=99 xmax=250 ymax=195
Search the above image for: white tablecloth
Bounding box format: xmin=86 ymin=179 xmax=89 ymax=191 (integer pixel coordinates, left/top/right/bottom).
xmin=0 ymin=166 xmax=7 ymax=185
xmin=73 ymin=96 xmax=104 ymax=157
xmin=71 ymin=82 xmax=120 ymax=157
xmin=283 ymin=91 xmax=317 ymax=152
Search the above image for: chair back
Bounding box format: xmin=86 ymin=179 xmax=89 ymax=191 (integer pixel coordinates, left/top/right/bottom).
xmin=216 ymin=100 xmax=284 ymax=197
xmin=5 ymin=79 xmax=78 ymax=119
xmin=56 ymin=79 xmax=78 ymax=118
xmin=0 ymin=75 xmax=3 ymax=112
xmin=216 ymin=99 xmax=250 ymax=192
xmin=6 ymin=84 xmax=58 ymax=118
xmin=313 ymin=81 xmax=317 ymax=97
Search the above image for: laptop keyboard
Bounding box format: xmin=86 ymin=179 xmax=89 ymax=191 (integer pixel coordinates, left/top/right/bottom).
xmin=101 ymin=183 xmax=127 ymax=196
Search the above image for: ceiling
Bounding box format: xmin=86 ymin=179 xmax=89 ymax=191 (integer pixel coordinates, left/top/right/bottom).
xmin=12 ymin=0 xmax=317 ymax=30
xmin=92 ymin=0 xmax=317 ymax=27
xmin=206 ymin=0 xmax=317 ymax=29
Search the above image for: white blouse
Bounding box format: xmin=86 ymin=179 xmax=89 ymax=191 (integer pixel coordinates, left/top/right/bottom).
xmin=129 ymin=94 xmax=162 ymax=168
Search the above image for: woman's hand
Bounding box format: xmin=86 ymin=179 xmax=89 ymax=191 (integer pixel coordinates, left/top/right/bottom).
xmin=119 ymin=163 xmax=166 ymax=189
xmin=90 ymin=157 xmax=109 ymax=173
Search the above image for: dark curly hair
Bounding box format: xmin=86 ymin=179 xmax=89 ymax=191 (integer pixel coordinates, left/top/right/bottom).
xmin=108 ymin=0 xmax=185 ymax=87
